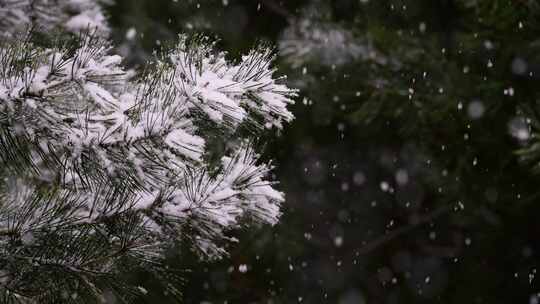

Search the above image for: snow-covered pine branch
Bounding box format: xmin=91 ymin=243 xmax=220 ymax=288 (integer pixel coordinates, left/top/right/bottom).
xmin=278 ymin=1 xmax=387 ymax=69
xmin=0 ymin=2 xmax=296 ymax=301
xmin=0 ymin=0 xmax=110 ymax=37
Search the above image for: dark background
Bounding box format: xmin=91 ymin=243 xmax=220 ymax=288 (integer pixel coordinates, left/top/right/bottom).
xmin=106 ymin=1 xmax=540 ymax=303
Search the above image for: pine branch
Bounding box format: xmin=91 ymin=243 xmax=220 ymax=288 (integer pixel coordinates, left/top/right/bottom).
xmin=0 ymin=5 xmax=296 ymax=300
xmin=0 ymin=0 xmax=110 ymax=38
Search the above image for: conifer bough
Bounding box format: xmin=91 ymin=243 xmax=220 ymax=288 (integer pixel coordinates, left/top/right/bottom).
xmin=0 ymin=0 xmax=296 ymax=302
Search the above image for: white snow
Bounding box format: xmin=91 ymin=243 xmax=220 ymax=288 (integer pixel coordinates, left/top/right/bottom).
xmin=0 ymin=32 xmax=295 ymax=260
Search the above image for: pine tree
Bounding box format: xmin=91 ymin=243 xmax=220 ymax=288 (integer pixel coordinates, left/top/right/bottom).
xmin=141 ymin=0 xmax=540 ymax=302
xmin=0 ymin=1 xmax=295 ymax=302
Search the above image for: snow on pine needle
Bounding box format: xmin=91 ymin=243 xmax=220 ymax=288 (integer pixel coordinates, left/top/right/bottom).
xmin=0 ymin=0 xmax=110 ymax=37
xmin=0 ymin=28 xmax=295 ymax=304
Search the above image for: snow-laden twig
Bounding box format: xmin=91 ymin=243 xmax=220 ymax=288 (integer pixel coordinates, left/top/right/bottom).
xmin=0 ymin=30 xmax=295 ymax=302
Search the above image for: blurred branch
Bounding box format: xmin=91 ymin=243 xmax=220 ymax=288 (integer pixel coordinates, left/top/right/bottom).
xmin=0 ymin=228 xmax=17 ymax=237
xmin=356 ymin=204 xmax=453 ymax=256
xmin=256 ymin=0 xmax=294 ymax=20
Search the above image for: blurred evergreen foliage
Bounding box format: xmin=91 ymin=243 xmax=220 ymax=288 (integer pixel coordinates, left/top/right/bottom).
xmin=106 ymin=0 xmax=540 ymax=303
